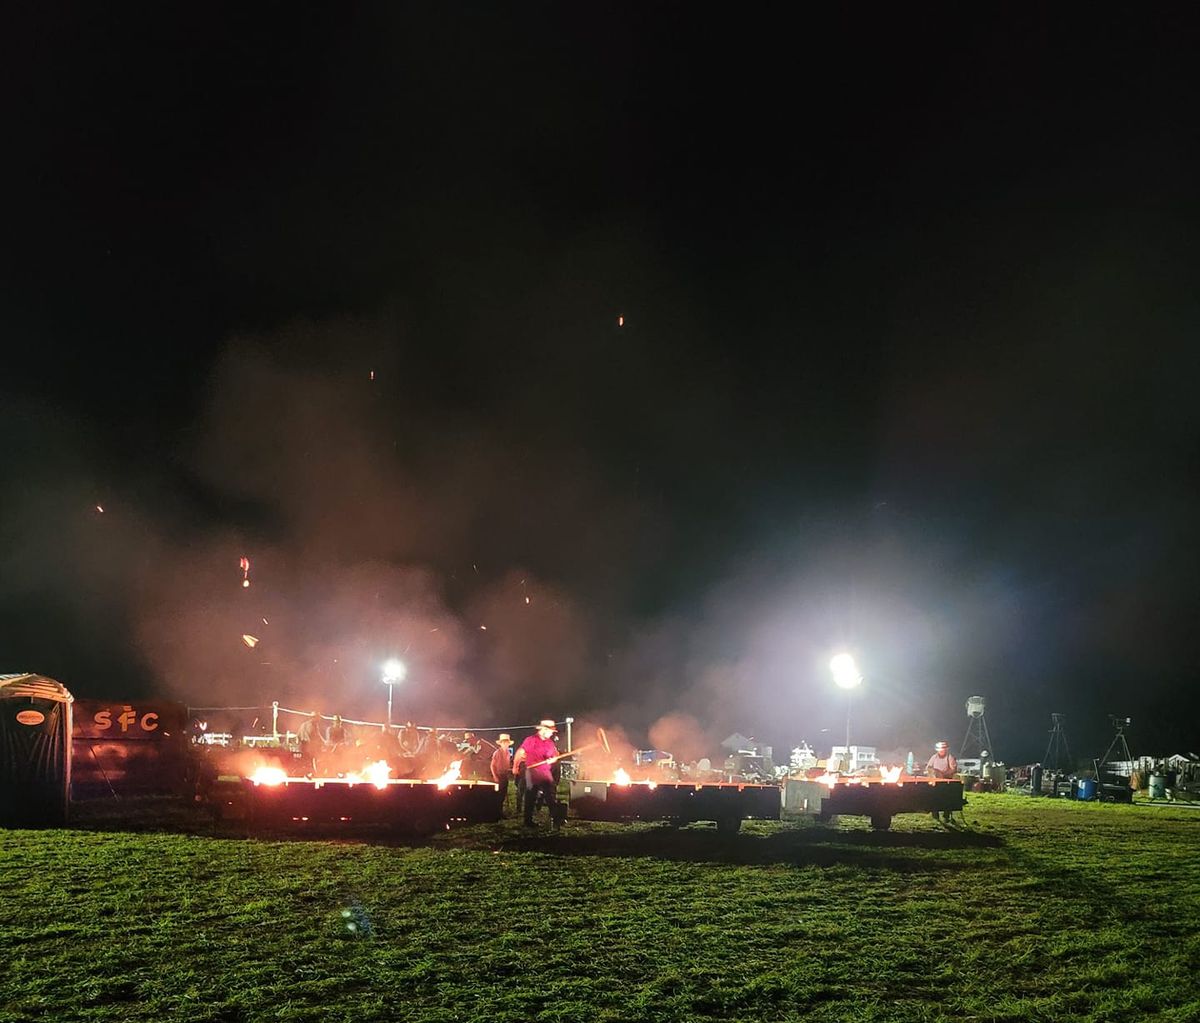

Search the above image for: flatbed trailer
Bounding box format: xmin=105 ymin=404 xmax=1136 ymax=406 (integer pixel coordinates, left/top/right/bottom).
xmin=570 ymin=779 xmax=781 ymax=833
xmin=209 ymin=775 xmax=501 ymax=831
xmin=783 ymin=777 xmax=964 ymax=830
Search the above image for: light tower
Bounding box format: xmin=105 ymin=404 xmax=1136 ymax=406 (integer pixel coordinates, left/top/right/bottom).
xmin=1044 ymin=713 xmax=1071 ymax=772
xmin=381 ymin=659 xmax=407 ymax=728
xmin=960 ymin=695 xmax=994 ymax=760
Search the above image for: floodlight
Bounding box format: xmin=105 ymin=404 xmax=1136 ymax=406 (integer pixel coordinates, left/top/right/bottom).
xmin=829 ymin=653 xmax=862 ymax=690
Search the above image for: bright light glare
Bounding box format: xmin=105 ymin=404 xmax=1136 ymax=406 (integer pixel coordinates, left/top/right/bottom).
xmin=382 ymin=659 xmax=407 ymax=683
xmin=830 ymin=653 xmax=863 ymax=689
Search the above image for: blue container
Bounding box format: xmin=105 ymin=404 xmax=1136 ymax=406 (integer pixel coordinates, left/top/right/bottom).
xmin=1076 ymin=777 xmax=1097 ymax=801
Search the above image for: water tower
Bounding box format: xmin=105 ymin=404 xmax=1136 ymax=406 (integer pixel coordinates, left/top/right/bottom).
xmin=960 ymin=695 xmax=994 ymax=760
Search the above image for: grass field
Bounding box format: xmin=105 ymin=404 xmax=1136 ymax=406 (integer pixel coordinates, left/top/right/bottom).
xmin=2 ymin=794 xmax=1198 ymax=1022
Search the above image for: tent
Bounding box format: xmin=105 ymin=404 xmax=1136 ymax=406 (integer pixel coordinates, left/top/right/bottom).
xmin=0 ymin=673 xmax=73 ymax=827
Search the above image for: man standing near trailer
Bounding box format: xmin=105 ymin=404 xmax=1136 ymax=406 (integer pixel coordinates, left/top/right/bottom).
xmin=491 ymin=733 xmax=514 ymax=816
xmin=926 ymin=740 xmax=958 ymax=822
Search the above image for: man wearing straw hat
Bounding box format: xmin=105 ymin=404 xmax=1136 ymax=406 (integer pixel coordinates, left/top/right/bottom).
xmin=490 ymin=733 xmax=514 ymax=816
xmin=512 ymin=719 xmax=563 ymax=829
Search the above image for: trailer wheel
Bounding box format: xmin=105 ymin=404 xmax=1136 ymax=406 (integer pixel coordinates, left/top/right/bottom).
xmin=870 ymin=814 xmax=892 ymax=832
xmin=716 ymin=816 xmax=742 ymax=835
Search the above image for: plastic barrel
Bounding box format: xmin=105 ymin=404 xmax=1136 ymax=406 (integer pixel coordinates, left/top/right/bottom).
xmin=1148 ymin=775 xmax=1166 ymax=799
xmin=1075 ymin=777 xmax=1097 ymax=801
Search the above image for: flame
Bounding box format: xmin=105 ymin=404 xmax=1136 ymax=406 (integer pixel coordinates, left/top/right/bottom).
xmin=431 ymin=760 xmax=462 ymax=789
xmin=879 ymin=765 xmax=902 ymax=783
xmin=241 ymin=634 xmax=259 ymax=648
xmin=613 ymin=768 xmax=631 ymax=785
xmin=345 ymin=760 xmax=392 ymax=790
xmin=813 ymin=772 xmax=841 ymax=788
xmin=250 ymin=766 xmax=288 ymax=786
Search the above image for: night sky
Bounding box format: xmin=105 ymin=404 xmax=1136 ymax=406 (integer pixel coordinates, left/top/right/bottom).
xmin=2 ymin=7 xmax=1197 ymax=764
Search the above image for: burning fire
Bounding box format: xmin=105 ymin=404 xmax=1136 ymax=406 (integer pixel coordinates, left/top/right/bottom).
xmin=250 ymin=765 xmax=288 ymax=786
xmin=345 ymin=760 xmax=392 ymax=790
xmin=613 ymin=768 xmax=631 ymax=786
xmin=812 ymin=765 xmax=905 ymax=788
xmin=430 ymin=760 xmax=462 ymax=789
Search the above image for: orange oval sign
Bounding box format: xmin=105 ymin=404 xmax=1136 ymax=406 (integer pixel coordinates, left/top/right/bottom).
xmin=16 ymin=710 xmax=45 ymax=726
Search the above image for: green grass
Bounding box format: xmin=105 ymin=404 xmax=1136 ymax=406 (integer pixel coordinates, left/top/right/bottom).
xmin=2 ymin=795 xmax=1199 ymax=1022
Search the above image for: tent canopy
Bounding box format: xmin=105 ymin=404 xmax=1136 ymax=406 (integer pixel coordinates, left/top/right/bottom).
xmin=0 ymin=674 xmax=74 ymax=703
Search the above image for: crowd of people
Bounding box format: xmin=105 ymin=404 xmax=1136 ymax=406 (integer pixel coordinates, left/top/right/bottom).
xmin=291 ymin=713 xmax=567 ymax=826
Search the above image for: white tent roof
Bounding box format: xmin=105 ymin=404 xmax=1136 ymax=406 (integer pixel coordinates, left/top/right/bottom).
xmin=0 ymin=673 xmax=73 ymax=702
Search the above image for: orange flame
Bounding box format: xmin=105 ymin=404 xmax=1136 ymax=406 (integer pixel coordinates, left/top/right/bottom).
xmin=879 ymin=765 xmax=902 ymax=783
xmin=345 ymin=760 xmax=392 ymax=790
xmin=431 ymin=760 xmax=462 ymax=789
xmin=250 ymin=766 xmax=288 ymax=786
xmin=613 ymin=768 xmax=631 ymax=785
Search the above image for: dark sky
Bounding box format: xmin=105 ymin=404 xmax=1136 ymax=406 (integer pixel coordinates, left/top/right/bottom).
xmin=2 ymin=6 xmax=1197 ymax=764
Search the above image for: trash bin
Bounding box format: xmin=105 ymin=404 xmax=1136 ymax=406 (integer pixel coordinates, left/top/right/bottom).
xmin=1148 ymin=774 xmax=1166 ymax=799
xmin=1075 ymin=777 xmax=1097 ymax=801
xmin=0 ymin=674 xmax=73 ymax=826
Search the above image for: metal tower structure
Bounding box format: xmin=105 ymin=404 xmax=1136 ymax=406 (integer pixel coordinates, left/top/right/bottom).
xmin=1097 ymin=716 xmax=1133 ymax=774
xmin=1043 ymin=712 xmax=1071 ymax=772
xmin=960 ymin=695 xmax=994 ymax=759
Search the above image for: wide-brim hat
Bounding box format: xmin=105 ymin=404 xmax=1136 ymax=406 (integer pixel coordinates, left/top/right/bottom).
xmin=934 ymin=741 xmax=949 ymax=751
xmin=497 ymin=733 xmax=513 ymax=745
xmin=537 ymin=719 xmax=558 ymax=731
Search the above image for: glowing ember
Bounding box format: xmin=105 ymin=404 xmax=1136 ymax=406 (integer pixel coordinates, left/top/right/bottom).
xmin=431 ymin=760 xmax=462 ymax=789
xmin=95 ymin=505 xmax=104 ymax=513
xmin=369 ymin=369 xmax=375 ymax=381
xmin=242 ymin=579 xmax=251 ymax=588
xmin=613 ymin=768 xmax=631 ymax=785
xmin=239 ymin=556 xmax=251 ymax=587
xmin=250 ymin=766 xmax=288 ymax=786
xmin=346 ymin=760 xmax=392 ymax=790
xmin=241 ymin=634 xmax=259 ymax=648
xmin=618 ymin=315 xmax=624 ymax=326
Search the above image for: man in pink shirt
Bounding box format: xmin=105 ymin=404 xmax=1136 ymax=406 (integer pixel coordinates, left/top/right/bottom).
xmin=512 ymin=719 xmax=563 ymax=829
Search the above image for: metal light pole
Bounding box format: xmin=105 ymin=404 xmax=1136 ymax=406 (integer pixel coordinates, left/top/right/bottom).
xmin=382 ymin=659 xmax=407 ymax=728
xmin=830 ymin=653 xmax=863 ymax=766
